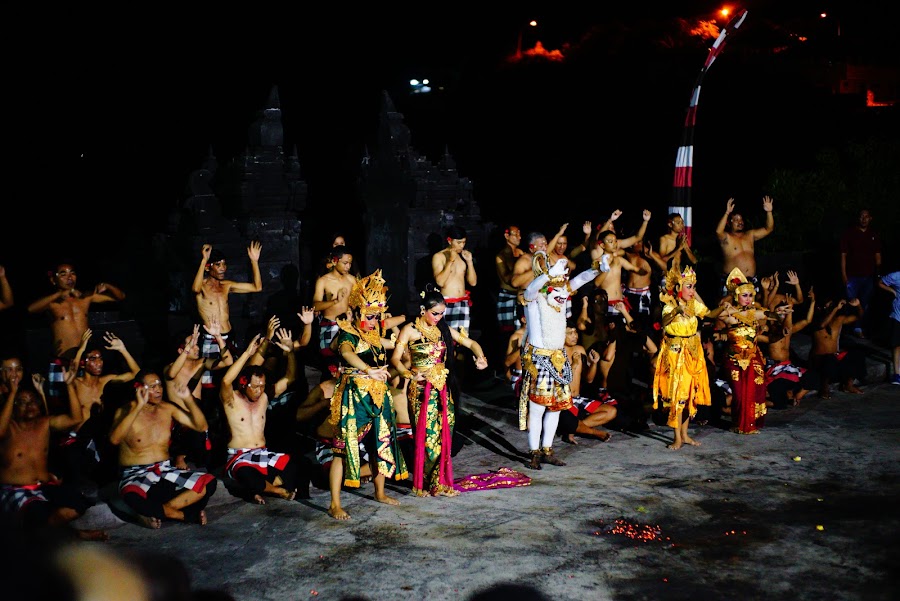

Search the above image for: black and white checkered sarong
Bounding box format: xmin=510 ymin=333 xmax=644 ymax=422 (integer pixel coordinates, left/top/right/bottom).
xmin=496 ymin=289 xmax=518 ymax=330
xmin=119 ymin=460 xmax=216 ymax=499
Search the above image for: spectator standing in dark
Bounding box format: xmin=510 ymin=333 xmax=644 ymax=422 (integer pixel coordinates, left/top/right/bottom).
xmin=839 ymin=208 xmax=882 ymax=338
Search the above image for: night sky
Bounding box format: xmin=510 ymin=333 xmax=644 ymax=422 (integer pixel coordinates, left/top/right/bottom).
xmin=4 ymin=2 xmax=898 ymax=317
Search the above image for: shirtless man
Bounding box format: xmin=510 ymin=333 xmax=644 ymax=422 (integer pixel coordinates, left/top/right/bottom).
xmin=763 ymin=288 xmax=819 ymax=408
xmin=557 ymin=322 xmax=616 ymax=444
xmin=658 ymin=213 xmax=698 ymax=271
xmin=715 ymin=196 xmax=774 ymax=293
xmin=549 ymin=224 xmax=593 ymax=319
xmin=313 ymin=245 xmax=357 ymax=373
xmin=810 ymin=297 xmax=866 ymax=398
xmin=495 ymin=225 xmax=524 ymax=337
xmin=109 ymin=370 xmax=216 ymax=528
xmin=164 ymin=321 xmax=234 ymax=469
xmin=27 ymin=262 xmax=126 ymax=413
xmin=27 ymin=262 xmax=127 ymax=361
xmin=0 ymin=264 xmax=13 ymax=311
xmin=165 ymin=321 xmax=234 ymax=403
xmin=220 ymin=333 xmax=299 ymax=504
xmin=623 ymin=239 xmax=665 ymax=329
xmin=592 ymin=230 xmax=649 ymax=322
xmin=71 ymin=330 xmax=142 ymax=422
xmin=0 ymin=367 xmax=107 ymax=540
xmin=431 ymin=226 xmax=477 ymax=332
xmin=192 ymin=242 xmax=263 ymax=385
xmin=590 ymin=209 xmax=651 ymax=256
xmin=511 ymin=224 xmax=569 ymax=291
xmin=56 ymin=329 xmax=141 ymax=483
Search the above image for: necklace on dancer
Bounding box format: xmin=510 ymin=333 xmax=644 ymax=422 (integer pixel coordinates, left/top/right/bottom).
xmin=415 ymin=316 xmax=442 ymax=343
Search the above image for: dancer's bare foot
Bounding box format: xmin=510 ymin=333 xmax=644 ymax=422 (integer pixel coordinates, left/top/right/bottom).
xmin=842 ymin=383 xmax=863 ymax=394
xmin=433 ymin=486 xmax=460 ymax=497
xmin=328 ymin=505 xmax=350 ymax=520
xmin=375 ymin=493 xmax=400 ymax=506
xmin=595 ymin=431 xmax=611 ymax=442
xmin=667 ymin=441 xmax=683 ymax=450
xmin=563 ymin=434 xmax=578 ymax=445
xmin=683 ymin=437 xmax=701 ymax=447
xmin=794 ymin=389 xmax=809 ymax=405
xmin=76 ymin=528 xmax=110 ymax=541
xmin=136 ymin=515 xmax=162 ymax=529
xmin=252 ymin=494 xmax=266 ymax=505
xmin=272 ymin=487 xmax=296 ymax=501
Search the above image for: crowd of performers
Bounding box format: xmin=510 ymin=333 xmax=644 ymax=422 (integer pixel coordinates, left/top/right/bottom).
xmin=1 ymin=208 xmax=888 ymax=538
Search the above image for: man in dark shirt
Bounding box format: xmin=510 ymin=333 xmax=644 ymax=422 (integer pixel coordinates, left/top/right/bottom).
xmin=840 ymin=208 xmax=882 ymax=338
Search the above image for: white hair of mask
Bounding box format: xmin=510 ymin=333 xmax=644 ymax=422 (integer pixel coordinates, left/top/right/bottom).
xmin=533 ymin=293 xmax=567 ymax=350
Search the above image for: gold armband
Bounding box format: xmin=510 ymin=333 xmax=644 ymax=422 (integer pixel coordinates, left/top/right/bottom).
xmin=458 ymin=327 xmax=469 ymax=341
xmin=401 ymin=370 xmax=414 ymax=380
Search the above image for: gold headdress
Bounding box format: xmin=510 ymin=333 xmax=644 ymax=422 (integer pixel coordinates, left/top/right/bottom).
xmin=662 ymin=265 xmax=696 ymax=296
xmin=725 ymin=267 xmax=755 ymax=300
xmin=348 ymin=269 xmax=389 ymax=316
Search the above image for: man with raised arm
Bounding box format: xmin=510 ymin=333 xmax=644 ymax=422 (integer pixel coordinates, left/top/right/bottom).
xmin=219 ymin=331 xmax=300 ymax=504
xmin=715 ymin=196 xmax=774 ymax=293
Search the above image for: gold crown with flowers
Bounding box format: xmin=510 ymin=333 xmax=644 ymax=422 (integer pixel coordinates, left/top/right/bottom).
xmin=663 ymin=265 xmax=696 ymax=296
xmin=725 ymin=267 xmax=755 ymax=300
xmin=348 ymin=269 xmax=389 ymax=316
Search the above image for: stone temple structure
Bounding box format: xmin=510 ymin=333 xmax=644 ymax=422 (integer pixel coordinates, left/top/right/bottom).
xmin=152 ymin=85 xmax=494 ymax=354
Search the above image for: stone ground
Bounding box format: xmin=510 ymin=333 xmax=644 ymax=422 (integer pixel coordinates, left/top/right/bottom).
xmin=64 ymin=334 xmax=899 ymax=601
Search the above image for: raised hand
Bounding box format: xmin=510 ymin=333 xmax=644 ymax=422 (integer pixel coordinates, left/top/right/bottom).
xmin=245 ymin=334 xmax=262 ymax=356
xmin=609 ymin=210 xmax=622 ymax=222
xmin=785 ymin=270 xmax=799 ymax=286
xmin=274 ymin=328 xmax=293 ymax=352
xmin=207 ymin=316 xmax=223 ymax=337
xmin=104 ymin=332 xmax=126 ymax=352
xmin=135 ymin=385 xmax=149 ymax=408
xmin=31 ymin=372 xmax=46 ymax=391
xmin=582 ymin=221 xmax=592 ymax=236
xmin=762 ymin=195 xmax=774 ymax=212
xmin=201 ymin=244 xmax=212 ymax=261
xmin=725 ymin=198 xmax=735 ymax=214
xmin=298 ymin=306 xmax=315 ymax=325
xmin=266 ymin=315 xmax=280 ymax=340
xmin=247 ymin=240 xmax=262 ymax=262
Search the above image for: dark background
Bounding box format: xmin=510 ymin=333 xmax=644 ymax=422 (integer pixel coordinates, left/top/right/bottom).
xmin=3 ymin=2 xmax=898 ymax=347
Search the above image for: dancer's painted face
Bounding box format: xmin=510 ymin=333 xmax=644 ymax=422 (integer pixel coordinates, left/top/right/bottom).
xmin=424 ymin=304 xmax=446 ymax=326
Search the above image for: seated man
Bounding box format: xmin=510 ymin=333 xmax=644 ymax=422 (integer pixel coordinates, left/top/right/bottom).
xmin=220 ymin=332 xmax=300 ymax=504
xmin=810 ymin=297 xmax=867 ymax=398
xmin=1 ymin=368 xmax=107 ymax=540
xmin=763 ymin=291 xmax=820 ymax=409
xmin=295 ymin=377 xmax=377 ymax=498
xmin=109 ymin=370 xmax=217 ymax=528
xmin=556 ymin=320 xmax=617 ymax=444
